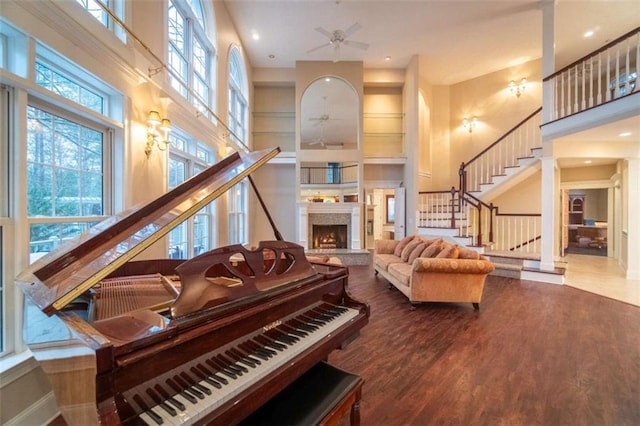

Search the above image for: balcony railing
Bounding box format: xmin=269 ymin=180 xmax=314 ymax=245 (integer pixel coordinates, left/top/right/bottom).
xmin=300 ymin=164 xmax=357 ymax=185
xmin=545 ymin=27 xmax=639 ymax=121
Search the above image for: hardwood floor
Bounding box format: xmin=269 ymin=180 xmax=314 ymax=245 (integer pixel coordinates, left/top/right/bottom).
xmin=329 ymin=263 xmax=640 ymax=426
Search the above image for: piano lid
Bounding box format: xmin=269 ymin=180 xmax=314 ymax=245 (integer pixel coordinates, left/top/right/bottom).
xmin=16 ymin=148 xmax=280 ymax=316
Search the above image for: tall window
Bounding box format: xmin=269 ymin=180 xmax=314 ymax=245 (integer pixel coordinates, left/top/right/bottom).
xmin=167 ymin=0 xmax=215 ymax=118
xmin=227 ymin=47 xmax=248 ymax=245
xmin=0 ymin=86 xmax=10 ymax=356
xmin=27 ymin=105 xmax=109 ymax=261
xmin=168 ymin=132 xmax=216 ymax=258
xmin=229 ymin=181 xmax=248 ymax=245
xmin=75 ymin=0 xmax=126 ymax=42
xmin=228 ymin=47 xmax=248 ymax=146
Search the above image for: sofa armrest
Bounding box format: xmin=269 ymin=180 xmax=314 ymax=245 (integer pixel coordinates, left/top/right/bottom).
xmin=374 ymin=239 xmax=400 ymax=255
xmin=412 ymin=258 xmax=495 ymax=275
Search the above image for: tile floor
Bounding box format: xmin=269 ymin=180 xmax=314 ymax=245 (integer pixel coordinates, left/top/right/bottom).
xmin=563 ymin=253 xmax=640 ymax=306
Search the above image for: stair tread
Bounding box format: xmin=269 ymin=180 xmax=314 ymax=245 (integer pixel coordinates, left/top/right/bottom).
xmin=492 ymin=263 xmax=523 ymax=271
xmin=522 ymin=266 xmax=566 ymax=275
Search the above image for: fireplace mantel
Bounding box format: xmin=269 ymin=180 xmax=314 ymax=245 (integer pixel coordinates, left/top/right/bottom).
xmin=297 ymin=202 xmax=362 ymax=250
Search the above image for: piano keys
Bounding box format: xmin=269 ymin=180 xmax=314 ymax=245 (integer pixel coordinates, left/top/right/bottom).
xmin=16 ymin=148 xmax=370 ymax=425
xmin=125 ymin=301 xmax=360 ymax=425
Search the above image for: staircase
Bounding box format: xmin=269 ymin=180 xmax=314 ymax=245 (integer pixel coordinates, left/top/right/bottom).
xmin=418 ymin=108 xmax=542 ymax=244
xmin=417 ymin=108 xmax=566 ymax=283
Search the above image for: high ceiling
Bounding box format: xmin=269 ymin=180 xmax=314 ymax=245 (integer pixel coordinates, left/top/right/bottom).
xmin=222 ymin=0 xmax=640 ymax=85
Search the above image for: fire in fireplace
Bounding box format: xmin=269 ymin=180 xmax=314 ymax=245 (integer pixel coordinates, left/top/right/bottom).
xmin=312 ymin=224 xmax=348 ymax=249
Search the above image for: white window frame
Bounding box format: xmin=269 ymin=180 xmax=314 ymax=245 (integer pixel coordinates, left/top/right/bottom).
xmin=74 ymin=0 xmax=126 ymax=42
xmin=0 ymin=86 xmax=15 ymax=358
xmin=167 ymin=0 xmax=216 ymax=118
xmin=228 ymin=47 xmax=248 ymax=146
xmin=168 ymin=132 xmax=217 ymax=258
xmin=229 ymin=180 xmax=248 ymax=245
xmin=0 ymin=28 xmax=121 ymax=362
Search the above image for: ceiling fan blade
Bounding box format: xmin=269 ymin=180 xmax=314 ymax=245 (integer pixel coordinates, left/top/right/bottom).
xmin=343 ymin=22 xmax=362 ymax=38
xmin=343 ymin=39 xmax=369 ymax=50
xmin=314 ymin=26 xmax=334 ymax=40
xmin=306 ymin=42 xmax=331 ymax=54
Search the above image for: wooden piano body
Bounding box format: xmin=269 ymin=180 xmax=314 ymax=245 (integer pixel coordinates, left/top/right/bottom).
xmin=16 ymin=148 xmax=369 ymax=425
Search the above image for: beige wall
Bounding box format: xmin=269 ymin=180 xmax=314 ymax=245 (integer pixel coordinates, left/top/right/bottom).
xmin=447 ymin=58 xmax=542 ymax=187
xmin=491 ymin=171 xmax=542 ymax=213
xmin=250 ymin=163 xmax=298 ymax=245
xmin=561 ymin=164 xmax=617 ymax=182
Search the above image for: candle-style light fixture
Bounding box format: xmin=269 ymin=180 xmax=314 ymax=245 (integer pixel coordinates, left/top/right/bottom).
xmin=145 ymin=110 xmax=171 ymax=158
xmin=509 ymin=77 xmax=527 ymax=98
xmin=463 ymin=116 xmax=477 ymax=133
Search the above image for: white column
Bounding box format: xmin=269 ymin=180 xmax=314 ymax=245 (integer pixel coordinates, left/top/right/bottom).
xmin=351 ymin=205 xmax=361 ymax=249
xmin=542 ymin=0 xmax=556 ymax=123
xmin=540 ymin=156 xmax=556 ymax=272
xmin=297 ymin=204 xmax=308 ymax=249
xmin=626 ymin=158 xmax=640 ymax=279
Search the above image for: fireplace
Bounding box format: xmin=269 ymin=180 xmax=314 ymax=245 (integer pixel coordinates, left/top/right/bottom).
xmin=312 ymin=224 xmax=348 ymax=249
xmin=297 ymin=203 xmax=362 ymax=250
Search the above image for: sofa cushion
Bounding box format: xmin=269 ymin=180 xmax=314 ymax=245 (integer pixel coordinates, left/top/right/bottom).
xmin=387 ymin=262 xmax=412 ymax=287
xmin=374 ymin=253 xmax=404 ymax=271
xmin=421 ymin=238 xmax=444 ymax=258
xmin=407 ymin=242 xmax=427 ymax=264
xmin=458 ymin=246 xmax=480 ymax=260
xmin=393 ymin=235 xmax=415 ymax=257
xmin=400 ymin=240 xmax=422 ymax=262
xmin=436 ymin=243 xmax=460 ymax=259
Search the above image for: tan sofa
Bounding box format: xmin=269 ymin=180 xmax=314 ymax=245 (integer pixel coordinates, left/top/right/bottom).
xmin=373 ymin=236 xmax=495 ymax=309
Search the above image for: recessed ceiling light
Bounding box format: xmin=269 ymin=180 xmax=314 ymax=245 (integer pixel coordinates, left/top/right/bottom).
xmin=619 ymin=131 xmax=632 ymax=137
xmin=584 ymin=30 xmax=594 ymax=38
xmin=268 ymin=54 xmax=275 ymax=59
xmin=385 ymin=56 xmax=391 ymax=61
xmin=252 ymin=31 xmax=260 ymax=41
xmin=584 ymin=160 xmax=592 ymax=164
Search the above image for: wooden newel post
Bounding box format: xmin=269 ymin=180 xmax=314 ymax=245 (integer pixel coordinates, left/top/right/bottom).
xmin=450 ymin=186 xmax=456 ymax=229
xmin=489 ymin=202 xmax=495 ymax=243
xmin=476 ymin=203 xmax=483 ymax=247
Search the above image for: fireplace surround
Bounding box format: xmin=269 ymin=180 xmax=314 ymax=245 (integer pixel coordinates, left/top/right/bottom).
xmin=297 ymin=203 xmax=361 ymax=250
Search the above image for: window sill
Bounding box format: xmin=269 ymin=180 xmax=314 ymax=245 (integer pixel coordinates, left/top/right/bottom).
xmin=0 ymin=350 xmax=37 ymax=388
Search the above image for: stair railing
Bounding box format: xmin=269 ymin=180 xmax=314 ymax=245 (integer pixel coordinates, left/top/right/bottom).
xmin=417 ymin=188 xmax=461 ymax=229
xmin=459 ymin=108 xmax=542 ymax=194
xmin=491 ymin=205 xmax=542 ymax=253
xmin=545 ymin=26 xmax=639 ymax=121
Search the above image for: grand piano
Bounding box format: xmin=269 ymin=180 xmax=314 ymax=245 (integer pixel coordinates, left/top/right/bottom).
xmin=16 ymin=148 xmax=369 ymax=425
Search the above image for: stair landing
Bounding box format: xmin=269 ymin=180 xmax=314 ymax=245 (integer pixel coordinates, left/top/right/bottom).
xmin=484 ymin=251 xmax=566 ymax=285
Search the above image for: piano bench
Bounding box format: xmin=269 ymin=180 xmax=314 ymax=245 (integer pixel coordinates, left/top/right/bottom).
xmin=239 ymin=361 xmax=363 ymax=426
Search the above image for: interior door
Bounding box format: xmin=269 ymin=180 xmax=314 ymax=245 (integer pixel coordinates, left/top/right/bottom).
xmin=394 ymin=187 xmax=405 ymax=239
xmin=561 ymin=189 xmax=568 ymax=256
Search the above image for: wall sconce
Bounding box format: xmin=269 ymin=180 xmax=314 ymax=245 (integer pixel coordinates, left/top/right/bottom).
xmin=463 ymin=116 xmax=477 ymax=133
xmin=145 ymin=110 xmax=171 ymax=158
xmin=509 ymin=77 xmax=527 ymax=98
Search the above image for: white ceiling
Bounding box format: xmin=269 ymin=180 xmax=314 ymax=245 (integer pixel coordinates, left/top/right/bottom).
xmin=223 ymin=0 xmax=640 ymax=85
xmin=222 ymin=0 xmax=639 ymax=161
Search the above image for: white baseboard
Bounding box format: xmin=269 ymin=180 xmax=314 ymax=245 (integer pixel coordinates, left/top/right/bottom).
xmin=5 ymin=392 xmax=59 ymax=426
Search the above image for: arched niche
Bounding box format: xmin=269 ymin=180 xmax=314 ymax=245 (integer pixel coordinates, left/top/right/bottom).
xmin=300 ymin=77 xmax=358 ymax=150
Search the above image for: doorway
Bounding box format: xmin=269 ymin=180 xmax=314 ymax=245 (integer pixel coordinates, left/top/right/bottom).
xmin=562 ymin=186 xmax=613 ymax=258
xmin=364 ymin=187 xmax=404 ymax=249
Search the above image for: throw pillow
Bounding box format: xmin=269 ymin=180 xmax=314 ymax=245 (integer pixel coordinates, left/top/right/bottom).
xmin=436 ymin=243 xmax=460 ymax=259
xmin=401 ymin=239 xmax=422 ymax=262
xmin=458 ymin=246 xmax=480 ymax=260
xmin=421 ymin=238 xmax=444 ymax=258
xmin=407 ymin=242 xmax=427 ymax=264
xmin=393 ymin=235 xmax=415 ymax=257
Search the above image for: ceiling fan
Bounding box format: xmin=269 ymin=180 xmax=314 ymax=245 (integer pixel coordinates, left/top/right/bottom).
xmin=306 ymin=22 xmax=369 ymax=62
xmin=309 ymin=114 xmax=343 ymax=125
